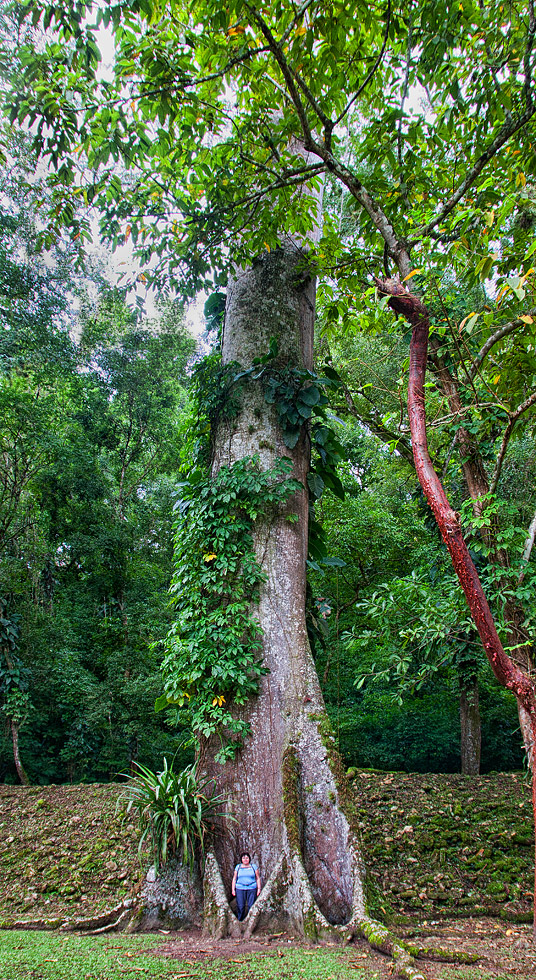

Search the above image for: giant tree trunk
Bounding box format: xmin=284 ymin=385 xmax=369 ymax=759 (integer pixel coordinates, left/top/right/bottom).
xmin=200 ymin=245 xmax=366 ymax=940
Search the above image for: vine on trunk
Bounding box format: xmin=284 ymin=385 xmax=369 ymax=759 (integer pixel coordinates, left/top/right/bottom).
xmin=157 ymin=457 xmax=301 ymax=762
xmin=190 ymin=342 xmax=345 ymax=563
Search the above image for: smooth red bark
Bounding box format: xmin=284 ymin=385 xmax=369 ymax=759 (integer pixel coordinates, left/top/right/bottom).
xmin=378 ymin=277 xmax=536 ymax=936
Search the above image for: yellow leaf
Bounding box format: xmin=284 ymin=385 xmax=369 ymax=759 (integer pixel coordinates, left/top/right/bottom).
xmin=296 ymin=25 xmax=307 ymax=35
xmin=264 ymin=242 xmax=271 ymax=252
xmin=459 ymin=311 xmax=480 ymax=332
xmin=496 ymin=284 xmax=509 ymax=306
xmin=203 ymin=553 xmax=217 ymax=562
xmin=520 ymin=315 xmax=534 ymax=324
xmin=124 ymin=225 xmax=131 ymax=242
xmin=402 ymin=268 xmax=423 ymax=281
xmin=212 ymin=695 xmax=226 ymax=706
xmin=226 ymin=25 xmax=245 ymax=36
xmin=516 ymin=172 xmax=527 ymax=188
xmin=137 ymin=273 xmax=147 ymax=283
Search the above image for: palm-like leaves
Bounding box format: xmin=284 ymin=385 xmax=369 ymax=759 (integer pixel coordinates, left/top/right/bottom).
xmin=118 ymin=759 xmax=228 ymax=872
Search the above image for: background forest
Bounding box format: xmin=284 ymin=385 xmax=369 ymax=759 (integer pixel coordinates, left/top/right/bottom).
xmin=1 ymin=0 xmax=535 ymax=787
xmin=0 ymin=153 xmax=528 ymax=785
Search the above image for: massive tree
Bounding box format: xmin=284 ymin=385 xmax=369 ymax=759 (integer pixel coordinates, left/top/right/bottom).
xmin=6 ymin=0 xmax=536 ymax=944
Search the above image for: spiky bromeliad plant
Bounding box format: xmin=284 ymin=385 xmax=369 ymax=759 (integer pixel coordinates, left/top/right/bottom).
xmin=119 ymin=759 xmax=228 ymax=872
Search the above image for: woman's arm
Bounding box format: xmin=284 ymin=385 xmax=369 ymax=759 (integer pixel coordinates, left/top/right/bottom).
xmin=255 ymin=867 xmax=261 ymax=896
xmin=231 ymin=868 xmax=238 ymax=897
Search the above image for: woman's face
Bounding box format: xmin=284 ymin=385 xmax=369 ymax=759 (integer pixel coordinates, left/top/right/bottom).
xmin=241 ymin=855 xmax=250 ymax=865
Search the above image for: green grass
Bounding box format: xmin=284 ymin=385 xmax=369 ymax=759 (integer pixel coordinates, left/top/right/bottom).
xmin=0 ymin=932 xmax=385 ymax=980
xmin=0 ymin=931 xmax=511 ymax=980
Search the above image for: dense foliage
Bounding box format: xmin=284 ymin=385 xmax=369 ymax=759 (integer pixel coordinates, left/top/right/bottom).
xmin=1 ymin=0 xmax=536 ymax=782
xmin=0 ymin=177 xmax=197 ymax=782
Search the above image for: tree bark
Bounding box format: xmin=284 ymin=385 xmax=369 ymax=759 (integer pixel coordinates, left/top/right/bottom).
xmin=378 ymin=276 xmax=536 ymax=937
xmin=200 ymin=245 xmax=367 ymax=941
xmin=429 ymin=338 xmax=535 ymax=753
xmin=459 ymin=675 xmax=481 ymax=776
xmin=11 ymin=718 xmax=29 ymax=786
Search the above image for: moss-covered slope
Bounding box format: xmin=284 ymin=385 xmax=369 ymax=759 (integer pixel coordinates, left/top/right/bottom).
xmin=350 ymin=769 xmax=533 ymax=923
xmin=0 ymin=784 xmax=139 ymax=925
xmin=0 ymin=771 xmax=533 ymax=928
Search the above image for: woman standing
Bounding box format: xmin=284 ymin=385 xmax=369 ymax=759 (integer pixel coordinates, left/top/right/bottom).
xmin=231 ymin=852 xmax=261 ymax=921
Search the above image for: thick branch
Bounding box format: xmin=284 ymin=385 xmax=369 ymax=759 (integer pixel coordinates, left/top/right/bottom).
xmin=319 ymin=151 xmax=411 ymax=273
xmin=244 ymin=3 xmax=314 ymax=146
xmin=242 ymin=3 xmax=409 ymax=272
xmin=469 ymin=311 xmax=536 ymax=380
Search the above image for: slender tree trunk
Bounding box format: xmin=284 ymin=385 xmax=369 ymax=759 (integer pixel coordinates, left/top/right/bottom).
xmin=459 ymin=675 xmax=481 ymax=775
xmin=378 ymin=276 xmax=536 ymax=938
xmin=11 ymin=718 xmax=29 ymax=786
xmin=429 ymin=341 xmax=534 ymax=756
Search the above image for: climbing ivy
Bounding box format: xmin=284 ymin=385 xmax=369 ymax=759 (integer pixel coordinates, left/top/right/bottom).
xmin=189 ymin=353 xmax=245 ymax=466
xmin=157 ymin=457 xmax=301 ymax=762
xmin=235 ymin=346 xmax=346 ymax=562
xmin=190 ymin=340 xmax=345 ymax=562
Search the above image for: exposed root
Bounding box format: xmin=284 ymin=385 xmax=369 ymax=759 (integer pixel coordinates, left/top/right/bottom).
xmin=203 ymin=852 xmax=241 ymax=939
xmin=355 ymin=917 xmax=426 ymax=980
xmin=202 ymin=737 xmax=434 ymax=978
xmin=413 ymin=947 xmax=480 ymax=964
xmin=81 ymin=908 xmax=133 ymax=935
xmin=203 ymin=845 xmax=431 ymax=978
xmin=60 ymin=902 xmax=134 ymax=933
xmin=0 ymin=916 xmax=65 ymax=931
xmin=0 ymin=902 xmax=133 ymax=933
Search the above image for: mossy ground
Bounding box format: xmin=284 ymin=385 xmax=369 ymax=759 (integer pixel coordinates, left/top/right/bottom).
xmin=349 ymin=769 xmax=533 ymax=924
xmin=0 ymin=772 xmax=533 ymax=926
xmin=0 ymin=783 xmax=140 ymax=923
xmin=1 ymin=772 xmax=535 ymax=979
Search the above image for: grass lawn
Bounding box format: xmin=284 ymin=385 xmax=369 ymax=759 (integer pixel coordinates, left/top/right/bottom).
xmin=0 ymin=931 xmax=380 ymax=980
xmin=0 ymin=930 xmax=515 ymax=980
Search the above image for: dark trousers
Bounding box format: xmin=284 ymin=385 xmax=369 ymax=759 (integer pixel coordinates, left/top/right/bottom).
xmin=236 ymin=887 xmax=256 ymax=921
